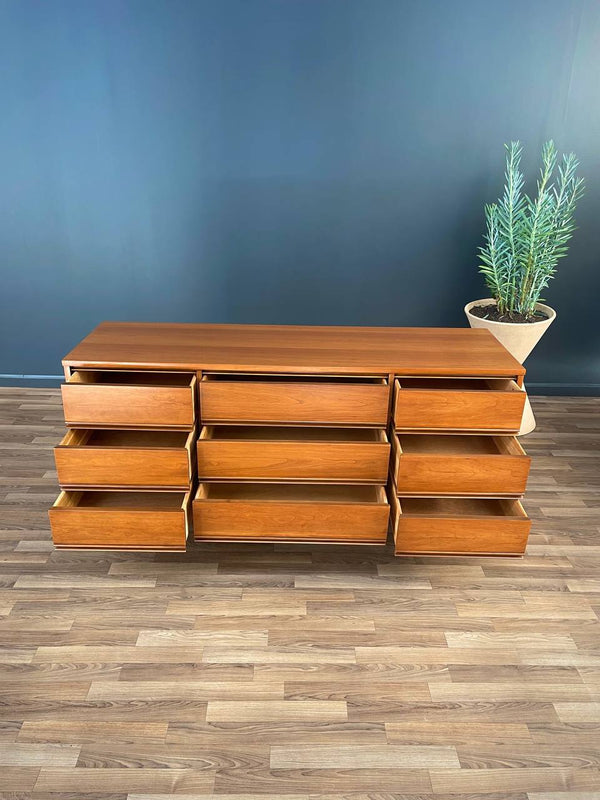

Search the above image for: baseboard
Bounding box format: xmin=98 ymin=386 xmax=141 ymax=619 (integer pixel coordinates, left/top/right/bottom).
xmin=1 ymin=374 xmax=599 ymax=396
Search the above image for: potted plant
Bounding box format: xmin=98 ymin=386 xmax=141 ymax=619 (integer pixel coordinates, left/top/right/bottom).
xmin=465 ymin=140 xmax=584 ymax=434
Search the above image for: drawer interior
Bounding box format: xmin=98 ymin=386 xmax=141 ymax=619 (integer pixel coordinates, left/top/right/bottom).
xmin=397 ymin=377 xmax=520 ymax=392
xmin=59 ymin=429 xmax=191 ymax=448
xmin=399 ymin=497 xmax=527 ymax=518
xmin=69 ymin=370 xmax=193 ymax=386
xmin=397 ymin=434 xmax=525 ymax=456
xmin=202 ymin=373 xmax=387 ymax=385
xmin=54 ymin=491 xmax=188 ymax=511
xmin=197 ymin=483 xmax=388 ymax=504
xmin=200 ymin=426 xmax=387 ymax=443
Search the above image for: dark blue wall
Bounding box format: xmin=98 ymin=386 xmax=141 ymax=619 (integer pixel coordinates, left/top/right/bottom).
xmin=1 ymin=0 xmax=599 ymax=390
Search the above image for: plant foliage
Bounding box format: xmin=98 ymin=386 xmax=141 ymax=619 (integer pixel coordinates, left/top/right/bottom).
xmin=478 ymin=140 xmax=584 ymax=318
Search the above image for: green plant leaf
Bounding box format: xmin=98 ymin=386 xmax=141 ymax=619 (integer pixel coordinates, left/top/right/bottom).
xmin=477 ymin=140 xmax=583 ymax=317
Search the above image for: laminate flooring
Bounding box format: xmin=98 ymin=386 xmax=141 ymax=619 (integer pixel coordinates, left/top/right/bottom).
xmin=0 ymin=387 xmax=599 ymax=799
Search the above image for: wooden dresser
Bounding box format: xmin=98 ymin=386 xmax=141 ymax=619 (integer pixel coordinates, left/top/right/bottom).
xmin=49 ymin=322 xmax=532 ymax=556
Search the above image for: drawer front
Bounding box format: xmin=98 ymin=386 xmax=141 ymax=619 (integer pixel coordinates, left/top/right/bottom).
xmin=55 ymin=446 xmax=191 ymax=489
xmin=62 ymin=374 xmax=196 ymax=428
xmin=54 ymin=430 xmax=194 ymax=488
xmin=200 ymin=378 xmax=389 ymax=426
xmin=391 ymin=435 xmax=530 ymax=496
xmin=393 ymin=379 xmax=525 ymax=432
xmin=49 ymin=492 xmax=190 ymax=551
xmin=197 ymin=436 xmax=389 ymax=483
xmin=391 ymin=495 xmax=530 ymax=556
xmin=193 ymin=486 xmax=389 ymax=543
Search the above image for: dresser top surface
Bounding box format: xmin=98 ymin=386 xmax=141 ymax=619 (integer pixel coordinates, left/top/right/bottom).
xmin=63 ymin=322 xmax=525 ymax=377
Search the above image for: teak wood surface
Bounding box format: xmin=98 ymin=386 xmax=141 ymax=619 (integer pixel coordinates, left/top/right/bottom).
xmin=197 ymin=426 xmax=390 ymax=483
xmin=54 ymin=429 xmax=194 ymax=489
xmin=49 ymin=491 xmax=190 ymax=551
xmin=393 ymin=378 xmax=526 ymax=432
xmin=61 ymin=372 xmax=196 ymax=429
xmin=392 ymin=433 xmax=531 ymax=496
xmin=0 ymin=387 xmax=599 ymax=797
xmin=193 ymin=484 xmax=390 ymax=543
xmin=391 ymin=495 xmax=532 ymax=556
xmin=200 ymin=376 xmax=390 ymax=426
xmin=62 ymin=321 xmax=526 ymax=377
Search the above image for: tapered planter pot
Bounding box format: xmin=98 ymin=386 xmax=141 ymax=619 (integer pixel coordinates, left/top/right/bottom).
xmin=465 ymin=298 xmax=556 ymax=436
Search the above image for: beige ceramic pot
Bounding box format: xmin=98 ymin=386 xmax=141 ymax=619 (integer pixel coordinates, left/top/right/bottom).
xmin=464 ymin=298 xmax=556 ymax=436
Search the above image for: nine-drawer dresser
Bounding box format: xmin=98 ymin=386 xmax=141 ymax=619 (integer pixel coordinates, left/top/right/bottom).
xmin=49 ymin=322 xmax=532 ymax=556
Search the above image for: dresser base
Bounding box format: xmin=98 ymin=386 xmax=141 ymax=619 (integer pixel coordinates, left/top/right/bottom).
xmin=49 ymin=323 xmax=531 ymax=556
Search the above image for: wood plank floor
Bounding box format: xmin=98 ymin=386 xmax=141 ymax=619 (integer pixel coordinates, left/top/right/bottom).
xmin=0 ymin=387 xmax=599 ymax=799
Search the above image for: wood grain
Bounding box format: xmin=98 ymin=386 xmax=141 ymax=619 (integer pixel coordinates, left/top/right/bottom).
xmin=49 ymin=491 xmax=190 ymax=551
xmin=197 ymin=425 xmax=390 ymax=482
xmin=392 ymin=495 xmax=531 ymax=555
xmin=394 ymin=377 xmax=526 ymax=432
xmin=200 ymin=374 xmax=390 ymax=426
xmin=62 ymin=321 xmax=526 ymax=376
xmin=193 ymin=483 xmax=390 ymax=543
xmin=54 ymin=428 xmax=193 ymax=488
xmin=1 ymin=387 xmax=598 ymax=797
xmin=392 ymin=432 xmax=530 ymax=496
xmin=61 ymin=370 xmax=196 ymax=429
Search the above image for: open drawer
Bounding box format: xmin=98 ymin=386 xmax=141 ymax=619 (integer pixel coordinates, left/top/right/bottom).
xmin=49 ymin=491 xmax=190 ymax=551
xmin=193 ymin=483 xmax=390 ymax=543
xmin=61 ymin=371 xmax=196 ymax=429
xmin=200 ymin=373 xmax=389 ymax=426
xmin=197 ymin=426 xmax=389 ymax=483
xmin=54 ymin=429 xmax=195 ymax=489
xmin=391 ymin=495 xmax=530 ymax=556
xmin=393 ymin=377 xmax=525 ymax=432
xmin=391 ymin=433 xmax=530 ymax=496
